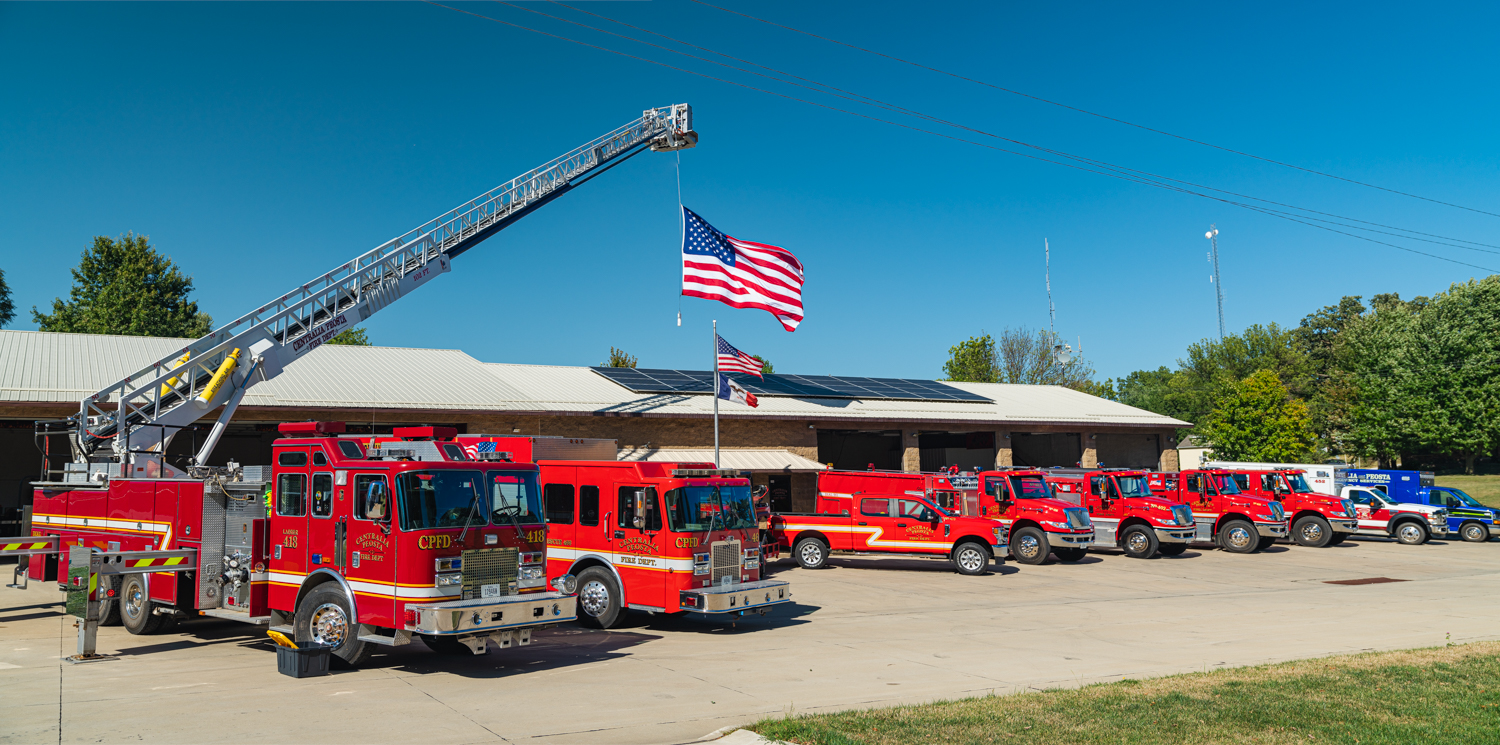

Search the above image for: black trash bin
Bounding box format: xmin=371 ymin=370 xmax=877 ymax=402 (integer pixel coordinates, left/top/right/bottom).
xmin=276 ymin=644 xmax=332 ymax=678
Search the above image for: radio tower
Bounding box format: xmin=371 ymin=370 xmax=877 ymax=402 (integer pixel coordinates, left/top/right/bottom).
xmin=1045 ymin=238 xmax=1055 ymax=337
xmin=1206 ymin=225 xmax=1224 ymax=339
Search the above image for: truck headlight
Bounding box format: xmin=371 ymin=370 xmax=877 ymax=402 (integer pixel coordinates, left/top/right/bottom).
xmin=520 ymin=552 xmax=544 ymax=565
xmin=693 ymin=552 xmax=710 ymax=575
xmin=993 ymin=526 xmax=1004 ymax=543
xmin=435 ymin=572 xmax=462 ymax=587
xmin=519 ymin=566 xmax=545 ymax=581
xmin=1042 ymin=520 xmax=1068 ymax=530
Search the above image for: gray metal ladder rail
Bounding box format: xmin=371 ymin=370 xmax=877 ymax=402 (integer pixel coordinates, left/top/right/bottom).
xmin=77 ymin=106 xmax=686 ymax=459
xmin=2 ymin=535 xmax=61 ymax=589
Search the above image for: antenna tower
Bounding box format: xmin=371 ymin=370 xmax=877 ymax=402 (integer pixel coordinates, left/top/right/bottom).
xmin=1206 ymin=225 xmax=1224 ymax=339
xmin=1045 ymin=239 xmax=1056 ymax=337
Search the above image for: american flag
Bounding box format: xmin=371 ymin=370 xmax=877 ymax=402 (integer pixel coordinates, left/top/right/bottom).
xmin=717 ymin=335 xmax=764 ymax=378
xmin=681 ymin=207 xmax=804 ymax=332
xmin=461 ymin=441 xmax=499 ymax=459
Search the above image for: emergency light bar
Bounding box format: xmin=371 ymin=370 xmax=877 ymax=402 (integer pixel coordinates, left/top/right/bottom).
xmin=672 ymin=469 xmax=741 ymax=477
xmin=369 ymin=448 xmax=415 ymax=460
xmin=474 ymin=451 xmax=514 ymax=462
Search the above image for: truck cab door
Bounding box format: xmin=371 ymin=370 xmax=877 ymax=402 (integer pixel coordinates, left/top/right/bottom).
xmin=270 ymin=447 xmax=311 ymax=584
xmin=981 ymin=476 xmax=1013 ymax=523
xmin=615 ymin=485 xmax=664 ymax=608
xmin=306 ymin=447 xmax=338 ymax=575
xmin=345 ymin=472 xmax=396 ymax=626
xmin=895 ymin=498 xmax=946 ymax=553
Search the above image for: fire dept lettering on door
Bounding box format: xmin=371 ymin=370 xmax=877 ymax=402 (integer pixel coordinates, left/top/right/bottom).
xmin=418 ymin=535 xmax=453 ymax=550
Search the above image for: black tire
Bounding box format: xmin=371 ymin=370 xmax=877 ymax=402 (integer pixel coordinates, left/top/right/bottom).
xmin=793 ymin=536 xmax=829 ymax=570
xmin=420 ymin=634 xmax=474 ymax=655
xmin=119 ymin=573 xmax=168 ymax=635
xmin=1393 ymin=520 xmax=1429 ymax=545
xmin=575 ymin=567 xmax=624 ymax=630
xmin=1010 ymin=527 xmax=1050 ymax=565
xmin=294 ymin=583 xmax=371 ymax=667
xmin=1157 ymin=542 xmax=1189 ymax=556
xmin=951 ymin=542 xmax=990 ymax=576
xmin=1053 ymin=547 xmax=1087 ymax=562
xmin=1256 ymin=536 xmax=1277 ymax=552
xmin=1293 ymin=516 xmax=1334 ymax=548
xmin=98 ymin=574 xmax=122 ymax=626
xmin=1460 ymin=522 xmax=1490 ymax=543
xmin=1120 ymin=525 xmax=1159 ymax=559
xmin=1328 ymin=533 xmax=1349 ymax=545
xmin=1218 ymin=519 xmax=1258 ymax=554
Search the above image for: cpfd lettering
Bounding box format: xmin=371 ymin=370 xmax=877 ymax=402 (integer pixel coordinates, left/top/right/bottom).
xmin=418 ymin=534 xmax=453 ymax=550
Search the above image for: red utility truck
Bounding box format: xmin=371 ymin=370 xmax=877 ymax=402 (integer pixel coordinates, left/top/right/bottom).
xmin=966 ymin=469 xmax=1095 ymax=565
xmin=767 ymin=470 xmax=1008 ymax=575
xmin=1146 ymin=469 xmax=1289 ymax=553
xmin=372 ymin=432 xmax=795 ymax=630
xmin=1219 ymin=468 xmax=1360 ymax=547
xmin=1042 ymin=468 xmax=1198 ymax=558
xmin=28 ymin=422 xmax=577 ymax=666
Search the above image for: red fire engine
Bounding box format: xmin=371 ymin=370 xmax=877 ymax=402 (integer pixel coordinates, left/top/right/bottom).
xmin=1218 ymin=468 xmax=1360 ymax=547
xmin=1042 ymin=468 xmax=1198 ymax=558
xmin=1146 ymin=469 xmax=1289 ymax=553
xmin=966 ymin=469 xmax=1095 ymax=565
xmin=7 ymin=104 xmax=700 ymax=664
xmin=371 ymin=432 xmax=795 ymax=629
xmin=766 ymin=469 xmax=1008 ymax=575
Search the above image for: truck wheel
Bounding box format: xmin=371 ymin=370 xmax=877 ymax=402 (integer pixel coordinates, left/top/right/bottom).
xmin=1293 ymin=516 xmax=1333 ymax=547
xmin=1157 ymin=542 xmax=1188 ymax=557
xmin=1218 ymin=520 xmax=1258 ymax=554
xmin=951 ymin=542 xmax=990 ymax=576
xmin=1053 ymin=547 xmax=1087 ymax=562
xmin=1121 ymin=525 xmax=1158 ymax=559
xmin=1010 ymin=527 xmax=1049 ymax=565
xmin=1460 ymin=522 xmax=1489 ymax=543
xmin=575 ymin=567 xmax=624 ymax=629
xmin=1329 ymin=532 xmax=1349 ymax=545
xmin=98 ymin=574 xmax=122 ymax=626
xmin=1256 ymin=536 xmax=1277 ymax=552
xmin=1394 ymin=521 xmax=1429 ymax=545
xmin=295 ymin=583 xmax=371 ymax=668
xmin=119 ymin=573 xmax=167 ymax=635
xmin=794 ymin=537 xmax=829 ymax=570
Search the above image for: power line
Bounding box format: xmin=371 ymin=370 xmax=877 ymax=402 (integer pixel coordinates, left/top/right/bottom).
xmin=688 ymin=0 xmax=1500 ymax=220
xmin=422 ymin=2 xmax=1499 ymax=274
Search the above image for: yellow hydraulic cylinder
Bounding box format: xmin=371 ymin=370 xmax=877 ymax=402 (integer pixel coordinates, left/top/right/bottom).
xmin=159 ymin=350 xmax=191 ymax=397
xmin=193 ymin=348 xmax=241 ymax=409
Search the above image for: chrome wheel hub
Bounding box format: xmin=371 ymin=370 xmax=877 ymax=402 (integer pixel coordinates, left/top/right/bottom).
xmin=308 ymin=602 xmax=350 ymax=647
xmin=1464 ymin=525 xmax=1485 ymax=541
xmin=957 ymin=548 xmax=984 ymax=572
xmin=1398 ymin=524 xmax=1423 ymax=543
xmin=1302 ymin=523 xmax=1324 ymax=541
xmin=1226 ymin=526 xmax=1253 ymax=549
xmin=799 ymin=543 xmax=822 ymax=565
xmin=124 ymin=583 xmax=145 ymax=620
xmin=579 ymin=580 xmax=610 ymax=617
xmin=1016 ymin=534 xmax=1041 ymax=559
xmin=1125 ymin=532 xmax=1149 ymax=553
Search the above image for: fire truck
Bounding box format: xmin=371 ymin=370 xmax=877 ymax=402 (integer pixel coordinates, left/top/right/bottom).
xmin=1041 ymin=468 xmax=1197 ymax=558
xmin=8 ymin=104 xmax=700 ymax=665
xmin=368 ymin=432 xmax=794 ymax=629
xmin=1217 ymin=468 xmax=1360 ymax=547
xmin=1145 ymin=470 xmax=1288 ymax=553
xmin=966 ymin=469 xmax=1094 ymax=565
xmin=767 ymin=470 xmax=1008 ymax=575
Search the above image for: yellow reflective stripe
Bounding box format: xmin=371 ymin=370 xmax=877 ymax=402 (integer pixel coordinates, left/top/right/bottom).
xmin=163 ymin=557 xmax=185 ymax=566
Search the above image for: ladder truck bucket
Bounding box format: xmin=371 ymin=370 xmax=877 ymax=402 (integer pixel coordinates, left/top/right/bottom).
xmin=651 ymin=104 xmax=698 ymax=151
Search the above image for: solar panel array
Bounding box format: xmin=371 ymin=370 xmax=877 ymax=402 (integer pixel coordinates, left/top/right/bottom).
xmin=589 ymin=367 xmax=992 ymax=403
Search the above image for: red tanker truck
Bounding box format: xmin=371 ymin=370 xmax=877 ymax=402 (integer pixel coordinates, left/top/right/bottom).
xmin=1042 ymin=468 xmax=1198 ymax=558
xmin=1219 ymin=468 xmax=1360 ymax=547
xmin=1146 ymin=469 xmax=1288 ymax=553
xmin=966 ymin=469 xmax=1095 ymax=565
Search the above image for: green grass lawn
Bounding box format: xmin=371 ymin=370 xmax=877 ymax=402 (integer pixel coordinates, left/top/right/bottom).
xmin=750 ymin=643 xmax=1500 ymax=744
xmin=1434 ymin=474 xmax=1500 ymax=507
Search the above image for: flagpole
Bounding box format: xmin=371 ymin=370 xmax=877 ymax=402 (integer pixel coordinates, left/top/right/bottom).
xmin=712 ymin=319 xmax=720 ymax=468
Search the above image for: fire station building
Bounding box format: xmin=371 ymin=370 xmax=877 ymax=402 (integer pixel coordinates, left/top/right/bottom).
xmin=0 ymin=330 xmax=1189 ymax=527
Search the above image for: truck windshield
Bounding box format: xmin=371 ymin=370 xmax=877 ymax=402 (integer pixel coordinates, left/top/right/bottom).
xmin=664 ymin=484 xmax=757 ymax=531
xmin=1208 ymin=475 xmax=1241 ymax=495
xmin=487 ymin=471 xmax=543 ymax=525
xmin=1116 ymin=476 xmax=1153 ymax=498
xmin=1011 ymin=475 xmax=1052 ymax=499
xmin=396 ymin=471 xmax=485 ymax=530
xmin=1284 ymin=473 xmax=1314 ymax=493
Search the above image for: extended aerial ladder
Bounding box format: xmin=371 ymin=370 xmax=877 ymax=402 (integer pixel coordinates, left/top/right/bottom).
xmin=60 ymin=105 xmax=696 ymax=480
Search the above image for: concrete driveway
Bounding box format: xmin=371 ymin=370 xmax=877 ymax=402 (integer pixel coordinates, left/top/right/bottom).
xmin=3 ymin=536 xmax=1498 ymax=744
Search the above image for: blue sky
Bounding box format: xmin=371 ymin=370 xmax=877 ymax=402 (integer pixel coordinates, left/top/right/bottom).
xmin=3 ymin=1 xmax=1497 ymax=381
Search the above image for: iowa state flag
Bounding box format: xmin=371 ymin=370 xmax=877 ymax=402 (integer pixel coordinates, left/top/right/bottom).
xmin=717 ymin=375 xmax=759 ymax=408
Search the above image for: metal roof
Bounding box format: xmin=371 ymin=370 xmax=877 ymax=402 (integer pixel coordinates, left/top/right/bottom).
xmin=0 ymin=330 xmax=1190 ymax=428
xmin=617 ymin=447 xmax=827 ymax=472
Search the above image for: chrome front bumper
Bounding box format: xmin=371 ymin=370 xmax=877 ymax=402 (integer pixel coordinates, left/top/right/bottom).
xmin=1330 ymin=519 xmax=1359 ymax=533
xmin=678 ymin=578 xmax=792 ymax=614
xmin=1255 ymin=523 xmax=1289 ymax=538
xmin=1154 ymin=527 xmax=1197 ymax=543
xmin=409 ymin=591 xmax=577 ymax=635
xmin=1049 ymin=531 xmax=1094 ymax=548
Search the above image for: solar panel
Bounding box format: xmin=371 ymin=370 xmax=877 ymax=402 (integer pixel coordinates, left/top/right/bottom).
xmin=589 ymin=367 xmax=991 ymax=403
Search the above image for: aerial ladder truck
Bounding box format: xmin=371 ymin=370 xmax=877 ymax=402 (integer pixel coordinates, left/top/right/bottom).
xmin=6 ymin=105 xmax=698 ymax=666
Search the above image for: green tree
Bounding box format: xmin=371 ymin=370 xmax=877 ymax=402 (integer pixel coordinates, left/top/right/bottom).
xmin=751 ymin=354 xmax=774 ymax=375
xmin=327 ymin=327 xmax=371 ymax=346
xmin=942 ymin=333 xmax=998 ymax=383
xmin=1200 ymin=370 xmax=1316 ymax=461
xmin=0 ymin=268 xmax=14 ymax=328
xmin=32 ymin=233 xmax=212 ymax=338
xmin=604 ymin=347 xmax=638 ymax=368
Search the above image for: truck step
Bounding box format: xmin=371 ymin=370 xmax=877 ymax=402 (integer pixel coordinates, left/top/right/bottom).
xmin=200 ymin=608 xmax=270 ymax=624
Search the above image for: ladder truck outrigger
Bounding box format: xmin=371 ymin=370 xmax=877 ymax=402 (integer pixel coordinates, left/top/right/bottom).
xmin=8 ymin=105 xmax=699 ymax=666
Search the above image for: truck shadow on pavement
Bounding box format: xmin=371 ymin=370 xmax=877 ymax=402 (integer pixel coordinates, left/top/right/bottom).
xmin=802 ymin=557 xmax=1022 ymax=576
xmin=602 ymin=602 xmax=819 ymax=635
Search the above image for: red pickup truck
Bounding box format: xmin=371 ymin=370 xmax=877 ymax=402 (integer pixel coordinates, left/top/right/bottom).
xmin=1147 ymin=469 xmax=1289 ymax=553
xmin=767 ymin=470 xmax=1008 ymax=576
xmin=1220 ymin=468 xmax=1359 ymax=547
xmin=1043 ymin=468 xmax=1198 ymax=558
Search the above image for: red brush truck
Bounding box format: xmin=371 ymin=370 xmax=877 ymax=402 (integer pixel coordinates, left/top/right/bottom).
xmin=965 ymin=469 xmax=1095 ymax=565
xmin=1219 ymin=468 xmax=1360 ymax=547
xmin=1146 ymin=469 xmax=1289 ymax=553
xmin=373 ymin=433 xmax=795 ymax=630
xmin=27 ymin=422 xmax=578 ymax=666
xmin=1042 ymin=468 xmax=1198 ymax=558
xmin=767 ymin=470 xmax=1008 ymax=575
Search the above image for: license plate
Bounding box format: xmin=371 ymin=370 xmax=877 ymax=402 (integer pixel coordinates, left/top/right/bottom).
xmin=480 ymin=583 xmax=501 ymax=598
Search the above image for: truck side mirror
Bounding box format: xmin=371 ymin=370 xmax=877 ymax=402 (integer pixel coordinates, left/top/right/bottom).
xmin=632 ymin=490 xmax=646 ymax=529
xmin=365 ymin=484 xmax=388 ymax=521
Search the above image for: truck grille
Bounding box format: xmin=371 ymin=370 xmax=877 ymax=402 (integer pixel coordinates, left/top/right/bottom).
xmin=461 ymin=547 xmax=518 ymax=600
xmin=710 ymin=539 xmax=741 ymax=584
